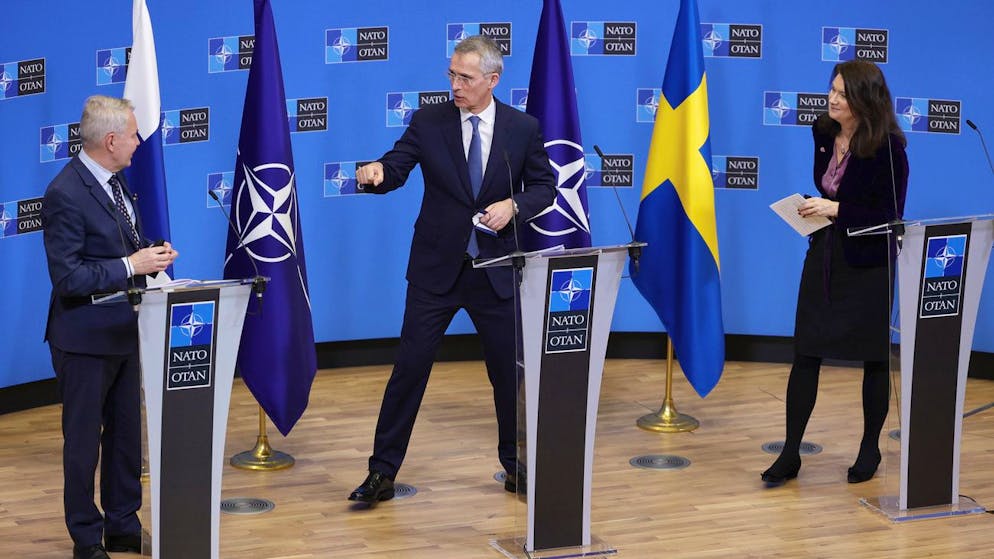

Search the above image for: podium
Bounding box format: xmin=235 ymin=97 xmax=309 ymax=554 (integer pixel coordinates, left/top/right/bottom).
xmin=133 ymin=279 xmax=255 ymax=557
xmin=850 ymin=215 xmax=993 ymax=521
xmin=482 ymin=244 xmax=640 ymax=558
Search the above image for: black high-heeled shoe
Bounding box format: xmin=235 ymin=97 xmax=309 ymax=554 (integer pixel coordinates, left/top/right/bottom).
xmin=761 ymin=454 xmax=801 ymax=486
xmin=847 ymin=449 xmax=881 ymax=484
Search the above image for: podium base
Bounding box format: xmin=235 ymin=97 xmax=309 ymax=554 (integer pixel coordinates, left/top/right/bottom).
xmin=860 ymin=495 xmax=986 ymax=522
xmin=490 ymin=536 xmax=616 ymax=559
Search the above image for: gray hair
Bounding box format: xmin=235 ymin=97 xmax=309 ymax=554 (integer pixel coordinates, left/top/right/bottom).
xmin=453 ymin=35 xmax=503 ymax=76
xmin=79 ymin=95 xmax=134 ymax=145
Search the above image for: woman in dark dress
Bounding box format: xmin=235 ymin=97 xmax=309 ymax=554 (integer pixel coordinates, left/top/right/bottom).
xmin=762 ymin=60 xmax=909 ymax=486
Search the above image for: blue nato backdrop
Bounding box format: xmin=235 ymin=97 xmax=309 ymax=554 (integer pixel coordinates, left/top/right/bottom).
xmin=2 ymin=0 xmax=994 ymax=390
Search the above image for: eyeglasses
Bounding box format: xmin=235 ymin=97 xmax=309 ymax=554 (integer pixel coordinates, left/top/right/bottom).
xmin=446 ymin=70 xmax=493 ymax=86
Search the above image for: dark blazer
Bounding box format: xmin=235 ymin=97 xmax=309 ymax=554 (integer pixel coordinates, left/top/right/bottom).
xmin=368 ymin=99 xmax=556 ymax=299
xmin=811 ymin=120 xmax=909 ymax=267
xmin=42 ymin=156 xmax=146 ymax=355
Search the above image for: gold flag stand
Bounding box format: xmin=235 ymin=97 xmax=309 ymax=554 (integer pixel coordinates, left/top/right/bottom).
xmin=637 ymin=338 xmax=699 ymax=432
xmin=230 ymin=406 xmax=295 ymax=470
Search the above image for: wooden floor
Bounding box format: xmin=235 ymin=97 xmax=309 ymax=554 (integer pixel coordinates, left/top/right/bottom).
xmin=2 ymin=359 xmax=993 ymax=558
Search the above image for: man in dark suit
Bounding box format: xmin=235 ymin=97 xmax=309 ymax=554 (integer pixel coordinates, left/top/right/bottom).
xmin=348 ymin=35 xmax=556 ymax=504
xmin=42 ymin=95 xmax=177 ymax=559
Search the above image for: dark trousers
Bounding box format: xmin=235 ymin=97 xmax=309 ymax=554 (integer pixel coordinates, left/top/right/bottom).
xmin=50 ymin=346 xmax=142 ymax=547
xmin=369 ymin=262 xmax=517 ymax=479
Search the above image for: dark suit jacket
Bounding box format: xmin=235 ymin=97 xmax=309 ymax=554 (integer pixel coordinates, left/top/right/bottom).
xmin=811 ymin=121 xmax=909 ymax=267
xmin=42 ymin=156 xmax=147 ymax=355
xmin=368 ymin=99 xmax=557 ymax=299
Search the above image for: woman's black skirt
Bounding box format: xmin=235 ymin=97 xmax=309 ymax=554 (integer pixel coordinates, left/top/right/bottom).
xmin=794 ymin=226 xmax=893 ymax=362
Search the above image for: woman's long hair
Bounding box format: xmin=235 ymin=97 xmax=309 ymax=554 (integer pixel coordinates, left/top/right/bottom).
xmin=816 ymin=60 xmax=906 ymax=158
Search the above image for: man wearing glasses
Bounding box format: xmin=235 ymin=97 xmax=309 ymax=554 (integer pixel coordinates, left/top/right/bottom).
xmin=349 ymin=35 xmax=556 ymax=505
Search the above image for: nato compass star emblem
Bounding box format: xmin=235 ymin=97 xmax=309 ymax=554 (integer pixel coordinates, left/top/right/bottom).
xmin=527 ymin=139 xmax=591 ymax=237
xmin=45 ymin=131 xmax=64 ymax=156
xmin=332 ymin=35 xmax=353 ymax=57
xmin=454 ymin=29 xmax=470 ymax=42
xmin=211 ymin=176 xmax=232 ymax=205
xmin=214 ymin=43 xmax=234 ymax=66
xmin=578 ymin=27 xmax=598 ymax=50
xmin=931 ymin=244 xmax=959 ymax=270
xmin=771 ymin=96 xmax=790 ymax=120
xmin=329 ymin=167 xmax=351 ymax=193
xmin=231 ymin=159 xmax=299 ymax=263
xmin=829 ymin=33 xmax=850 ymax=57
xmin=643 ymin=93 xmax=659 ymax=117
xmin=179 ymin=312 xmax=205 ymax=339
xmin=101 ymin=55 xmax=124 ymax=79
xmin=0 ymin=208 xmax=14 ymax=232
xmin=703 ymin=29 xmax=723 ymax=54
xmin=901 ymin=103 xmax=922 ymax=127
xmin=556 ymin=277 xmax=585 ymax=305
xmin=392 ymin=98 xmax=414 ymax=124
xmin=0 ymin=70 xmax=13 ymax=94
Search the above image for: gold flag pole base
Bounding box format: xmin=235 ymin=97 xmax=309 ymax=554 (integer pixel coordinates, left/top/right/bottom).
xmin=230 ymin=407 xmax=295 ymax=471
xmin=636 ymin=338 xmax=700 ymax=433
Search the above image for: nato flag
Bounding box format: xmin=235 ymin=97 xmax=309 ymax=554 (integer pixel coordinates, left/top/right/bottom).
xmin=223 ymin=0 xmax=316 ymax=436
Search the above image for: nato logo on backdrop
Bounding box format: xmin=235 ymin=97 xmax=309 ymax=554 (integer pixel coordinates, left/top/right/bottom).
xmin=764 ymin=92 xmax=828 ymax=126
xmin=701 ymin=23 xmax=762 ymax=58
xmin=545 ymin=267 xmax=594 ymax=354
xmin=208 ymin=35 xmax=254 ymax=73
xmin=0 ymin=198 xmax=43 ymax=239
xmin=326 ymin=27 xmax=389 ymax=63
xmin=511 ymin=88 xmax=528 ymax=112
xmin=323 ymin=161 xmax=375 ymax=197
xmin=636 ymin=88 xmax=661 ymax=123
xmin=385 ymin=91 xmax=449 ymax=127
xmin=585 ymin=152 xmax=634 ymax=188
xmin=162 ymin=107 xmax=210 ymax=145
xmin=0 ymin=58 xmax=45 ymax=100
xmin=821 ymin=27 xmax=888 ymax=63
xmin=207 ymin=171 xmax=234 ymax=208
xmin=167 ymin=301 xmax=216 ymax=391
xmin=920 ymin=234 xmax=967 ymax=318
xmin=712 ymin=156 xmax=760 ymax=189
xmin=96 ymin=47 xmax=131 ymax=85
xmin=286 ymin=97 xmax=328 ymax=133
xmin=896 ymin=97 xmax=961 ymax=134
xmin=39 ymin=122 xmax=82 ymax=162
xmin=446 ymin=23 xmax=512 ymax=56
xmin=571 ymin=22 xmax=637 ymax=55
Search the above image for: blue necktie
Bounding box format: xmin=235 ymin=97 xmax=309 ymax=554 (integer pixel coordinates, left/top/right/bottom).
xmin=467 ymin=115 xmax=482 ymax=257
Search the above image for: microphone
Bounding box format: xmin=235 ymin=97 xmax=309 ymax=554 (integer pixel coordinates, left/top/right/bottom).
xmin=502 ymin=148 xmax=526 ymax=276
xmin=107 ymin=201 xmax=142 ymax=309
xmin=593 ymin=144 xmax=642 ymax=273
xmin=208 ymin=189 xmax=266 ymax=303
xmin=966 ymin=119 xmax=994 ymax=178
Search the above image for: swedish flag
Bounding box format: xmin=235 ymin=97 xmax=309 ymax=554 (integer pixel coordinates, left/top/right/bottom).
xmin=631 ymin=0 xmax=724 ymax=397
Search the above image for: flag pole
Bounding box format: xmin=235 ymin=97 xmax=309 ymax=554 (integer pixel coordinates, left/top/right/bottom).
xmin=230 ymin=406 xmax=295 ymax=470
xmin=637 ymin=337 xmax=699 ymax=432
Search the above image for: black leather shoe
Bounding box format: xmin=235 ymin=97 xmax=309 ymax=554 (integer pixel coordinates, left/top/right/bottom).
xmin=761 ymin=454 xmax=801 ymax=486
xmin=73 ymin=544 xmax=110 ymax=559
xmin=348 ymin=471 xmax=395 ymax=504
xmin=847 ymin=450 xmax=881 ymax=483
xmin=106 ymin=531 xmax=142 ymax=553
xmin=504 ymin=473 xmax=516 ymax=493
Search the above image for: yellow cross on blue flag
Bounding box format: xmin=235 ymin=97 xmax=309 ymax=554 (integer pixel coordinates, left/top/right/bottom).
xmin=631 ymin=0 xmax=725 ymax=397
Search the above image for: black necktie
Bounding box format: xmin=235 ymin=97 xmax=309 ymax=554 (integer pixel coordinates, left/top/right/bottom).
xmin=108 ymin=175 xmax=140 ymax=247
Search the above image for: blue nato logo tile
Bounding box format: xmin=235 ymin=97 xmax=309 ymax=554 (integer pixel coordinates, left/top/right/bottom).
xmin=764 ymin=91 xmax=796 ymax=126
xmin=207 ymin=172 xmax=234 ymax=207
xmin=327 ymin=28 xmax=359 ymax=63
xmin=571 ymin=22 xmax=604 ymax=55
xmin=701 ymin=23 xmax=730 ymax=57
xmin=822 ymin=27 xmax=856 ymax=61
xmin=39 ymin=124 xmax=78 ymax=162
xmin=925 ymin=236 xmax=967 ymax=278
xmin=170 ymin=302 xmax=215 ymax=348
xmin=636 ymin=88 xmax=661 ymax=123
xmin=895 ymin=97 xmax=929 ymax=133
xmin=510 ymin=88 xmax=528 ymax=112
xmin=386 ymin=92 xmax=420 ymax=127
xmin=96 ymin=48 xmax=129 ymax=85
xmin=549 ymin=268 xmax=593 ymax=312
xmin=0 ymin=203 xmax=16 ymax=238
xmin=324 ymin=162 xmax=370 ymax=196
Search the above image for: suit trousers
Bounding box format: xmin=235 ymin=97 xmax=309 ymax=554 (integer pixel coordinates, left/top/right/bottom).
xmin=50 ymin=346 xmax=142 ymax=547
xmin=369 ymin=260 xmax=518 ymax=478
